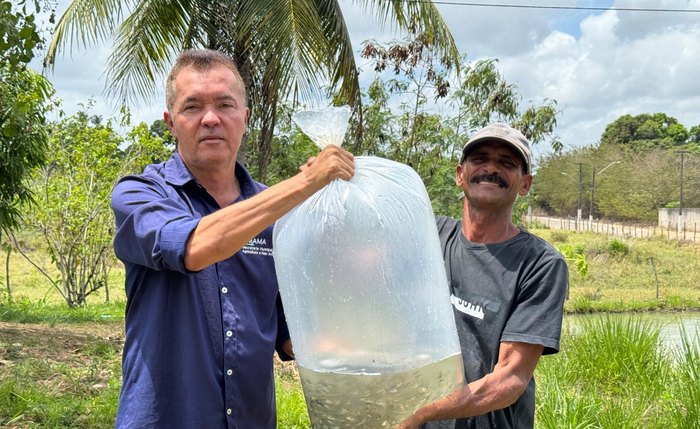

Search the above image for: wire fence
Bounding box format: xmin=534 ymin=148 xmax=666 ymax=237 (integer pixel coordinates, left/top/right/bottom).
xmin=529 ymin=215 xmax=700 ymax=243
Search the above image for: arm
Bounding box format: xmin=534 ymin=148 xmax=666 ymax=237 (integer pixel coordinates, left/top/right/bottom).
xmin=397 ymin=341 xmax=544 ymax=429
xmin=184 ymin=145 xmax=353 ymax=271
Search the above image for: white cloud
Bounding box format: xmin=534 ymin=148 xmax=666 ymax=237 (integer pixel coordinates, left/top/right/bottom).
xmin=488 ymin=3 xmax=700 ymax=152
xmin=31 ymin=0 xmax=700 ymax=153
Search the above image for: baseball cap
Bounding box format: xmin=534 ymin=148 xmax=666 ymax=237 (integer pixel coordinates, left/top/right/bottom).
xmin=460 ymin=123 xmax=532 ymax=174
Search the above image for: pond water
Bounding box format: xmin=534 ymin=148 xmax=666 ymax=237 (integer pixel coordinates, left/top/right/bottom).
xmin=564 ymin=311 xmax=700 ymax=352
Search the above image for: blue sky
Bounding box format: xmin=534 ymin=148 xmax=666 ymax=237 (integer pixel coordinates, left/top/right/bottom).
xmin=31 ymin=0 xmax=700 ymax=162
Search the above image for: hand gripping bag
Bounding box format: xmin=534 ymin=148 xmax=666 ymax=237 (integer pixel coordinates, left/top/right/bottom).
xmin=273 ymin=107 xmax=464 ymax=428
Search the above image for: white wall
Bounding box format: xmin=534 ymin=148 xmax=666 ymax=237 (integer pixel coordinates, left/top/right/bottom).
xmin=659 ymin=208 xmax=700 ymax=230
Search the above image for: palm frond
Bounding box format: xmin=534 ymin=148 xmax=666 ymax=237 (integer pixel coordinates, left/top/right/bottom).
xmin=104 ymin=0 xmax=211 ymax=106
xmin=236 ymin=0 xmax=334 ymax=105
xmin=46 ymin=0 xmax=132 ymax=67
xmin=314 ymin=0 xmax=361 ymax=107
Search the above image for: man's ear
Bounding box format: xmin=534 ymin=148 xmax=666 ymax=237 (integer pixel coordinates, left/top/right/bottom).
xmin=455 ymin=163 xmax=466 ymax=187
xmin=164 ymin=111 xmax=173 ymax=130
xmin=519 ymin=174 xmax=533 ymax=196
xmin=164 ymin=111 xmax=177 ymax=140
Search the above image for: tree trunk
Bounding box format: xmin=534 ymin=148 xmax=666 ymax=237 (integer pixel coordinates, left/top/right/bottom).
xmin=3 ymin=234 xmax=11 ymax=302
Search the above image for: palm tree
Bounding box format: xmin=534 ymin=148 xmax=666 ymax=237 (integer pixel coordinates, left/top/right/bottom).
xmin=45 ymin=0 xmax=458 ymax=180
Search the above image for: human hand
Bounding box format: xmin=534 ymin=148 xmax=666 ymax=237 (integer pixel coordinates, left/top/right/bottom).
xmin=394 ymin=413 xmax=422 ymax=429
xmin=283 ymin=338 xmax=295 ymax=359
xmin=300 ymin=144 xmax=354 ymax=189
xmin=394 ymin=384 xmax=469 ymax=429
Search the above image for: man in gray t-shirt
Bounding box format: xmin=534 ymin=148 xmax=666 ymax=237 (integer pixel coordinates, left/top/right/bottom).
xmin=398 ymin=123 xmax=568 ymax=429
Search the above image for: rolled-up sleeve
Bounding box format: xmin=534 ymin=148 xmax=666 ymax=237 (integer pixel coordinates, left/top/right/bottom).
xmin=111 ymin=175 xmax=200 ymax=274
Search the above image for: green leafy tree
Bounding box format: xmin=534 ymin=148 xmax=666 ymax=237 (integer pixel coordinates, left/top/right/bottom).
xmin=600 ymin=113 xmax=689 ymax=149
xmin=19 ymin=111 xmax=170 ymax=306
xmin=356 ymin=33 xmax=559 ymax=221
xmin=148 ymin=118 xmax=175 ymax=148
xmin=46 ymin=0 xmax=459 ymax=182
xmin=360 ymin=26 xmax=456 ymax=180
xmin=535 ymin=119 xmax=700 ymax=223
xmin=688 ymin=124 xmax=700 ymax=146
xmin=0 ymin=0 xmax=54 ymax=234
xmin=533 ymin=147 xmax=594 ymax=218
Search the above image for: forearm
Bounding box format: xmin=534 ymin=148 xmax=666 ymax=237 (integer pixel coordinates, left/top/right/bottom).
xmin=184 ymin=172 xmax=321 ymax=271
xmin=398 ymin=342 xmax=543 ymax=429
xmin=411 ymin=367 xmax=530 ymax=422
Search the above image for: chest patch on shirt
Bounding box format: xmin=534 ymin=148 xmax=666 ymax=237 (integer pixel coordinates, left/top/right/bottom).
xmin=451 ymin=294 xmax=485 ymax=320
xmin=242 ymin=237 xmax=273 ymax=256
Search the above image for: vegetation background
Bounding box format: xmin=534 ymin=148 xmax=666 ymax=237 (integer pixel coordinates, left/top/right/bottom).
xmin=1 ymin=0 xmax=699 ymax=428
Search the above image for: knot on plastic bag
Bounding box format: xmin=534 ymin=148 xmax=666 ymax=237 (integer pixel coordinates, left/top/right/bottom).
xmin=292 ymin=106 xmax=351 ymax=150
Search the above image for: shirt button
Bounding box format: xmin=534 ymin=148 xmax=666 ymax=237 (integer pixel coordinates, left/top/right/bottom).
xmin=227 ymin=369 xmax=233 ymax=376
xmin=226 ymin=408 xmax=232 ymax=416
xmin=221 ymin=286 xmax=228 ymax=294
xmin=226 ymin=330 xmax=233 ymax=338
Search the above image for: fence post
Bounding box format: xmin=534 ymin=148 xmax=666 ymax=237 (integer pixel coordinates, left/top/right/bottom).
xmin=649 ymin=257 xmax=660 ymax=299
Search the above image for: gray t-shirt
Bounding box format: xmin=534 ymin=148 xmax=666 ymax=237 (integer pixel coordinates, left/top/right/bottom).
xmin=422 ymin=216 xmax=568 ymax=429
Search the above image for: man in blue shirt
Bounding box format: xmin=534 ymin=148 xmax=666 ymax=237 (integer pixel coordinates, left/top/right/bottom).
xmin=111 ymin=49 xmax=354 ymax=429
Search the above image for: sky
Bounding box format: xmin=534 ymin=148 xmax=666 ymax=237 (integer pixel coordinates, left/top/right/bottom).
xmin=30 ymin=0 xmax=700 ymax=162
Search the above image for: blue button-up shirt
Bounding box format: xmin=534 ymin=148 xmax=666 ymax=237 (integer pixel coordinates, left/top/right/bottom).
xmin=111 ymin=153 xmax=291 ymax=429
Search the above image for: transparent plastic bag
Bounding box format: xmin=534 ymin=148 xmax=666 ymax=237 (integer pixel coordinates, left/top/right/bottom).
xmin=273 ymin=106 xmax=463 ymax=428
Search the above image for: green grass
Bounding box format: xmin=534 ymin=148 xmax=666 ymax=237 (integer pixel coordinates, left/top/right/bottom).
xmin=0 ymin=298 xmax=125 ymax=325
xmin=1 ymin=228 xmax=699 ymax=427
xmin=535 ymin=315 xmax=700 ymax=429
xmin=275 ymin=362 xmax=311 ymax=428
xmin=533 ymin=228 xmax=700 ymax=313
xmin=0 ymin=324 xmax=121 ymax=428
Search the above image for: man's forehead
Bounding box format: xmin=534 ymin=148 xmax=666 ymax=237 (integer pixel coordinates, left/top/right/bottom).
xmin=468 ymin=140 xmax=520 ymax=157
xmin=174 ymin=70 xmax=244 ymax=100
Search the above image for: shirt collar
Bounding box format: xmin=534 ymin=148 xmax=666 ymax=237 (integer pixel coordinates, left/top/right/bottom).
xmin=162 ymin=152 xmax=264 ymax=198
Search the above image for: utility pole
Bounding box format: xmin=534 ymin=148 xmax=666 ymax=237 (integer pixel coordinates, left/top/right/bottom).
xmin=576 ymin=163 xmax=584 ymax=227
xmin=679 ymin=151 xmax=689 ymax=235
xmin=589 ymin=161 xmax=621 ymax=229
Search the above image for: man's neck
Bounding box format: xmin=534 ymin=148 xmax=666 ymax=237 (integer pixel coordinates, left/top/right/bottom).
xmin=191 ymin=164 xmax=241 ymax=208
xmin=461 ymin=205 xmax=519 ymax=244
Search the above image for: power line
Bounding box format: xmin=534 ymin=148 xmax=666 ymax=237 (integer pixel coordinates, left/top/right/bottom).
xmin=406 ymin=0 xmax=700 ymax=13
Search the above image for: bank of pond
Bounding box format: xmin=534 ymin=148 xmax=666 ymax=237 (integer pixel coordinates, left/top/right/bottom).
xmin=534 ymin=312 xmax=700 ymax=428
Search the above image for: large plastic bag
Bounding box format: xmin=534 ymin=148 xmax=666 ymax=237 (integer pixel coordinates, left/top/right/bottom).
xmin=273 ymin=106 xmax=463 ymax=428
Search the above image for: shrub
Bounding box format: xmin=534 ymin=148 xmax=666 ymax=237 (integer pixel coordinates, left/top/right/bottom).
xmin=608 ymin=238 xmax=630 ymax=257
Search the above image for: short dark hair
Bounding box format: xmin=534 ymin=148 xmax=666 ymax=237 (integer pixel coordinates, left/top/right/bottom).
xmin=165 ymin=49 xmax=247 ymax=113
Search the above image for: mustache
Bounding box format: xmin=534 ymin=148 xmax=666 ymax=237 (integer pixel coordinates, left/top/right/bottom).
xmin=471 ymin=173 xmax=508 ymax=188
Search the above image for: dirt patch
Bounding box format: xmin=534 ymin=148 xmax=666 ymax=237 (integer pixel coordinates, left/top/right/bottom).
xmin=0 ymin=321 xmax=124 ymax=366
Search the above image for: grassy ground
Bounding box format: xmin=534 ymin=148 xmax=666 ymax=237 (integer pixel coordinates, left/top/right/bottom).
xmin=534 ymin=228 xmax=700 ymax=313
xmin=0 ymin=321 xmax=122 ymax=428
xmin=1 ymin=227 xmax=699 ymax=427
xmin=535 ymin=315 xmax=700 ymax=429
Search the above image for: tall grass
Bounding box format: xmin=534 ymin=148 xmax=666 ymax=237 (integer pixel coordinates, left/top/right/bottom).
xmin=0 ymin=297 xmax=125 ymax=324
xmin=535 ymin=315 xmax=699 ymax=429
xmin=667 ymin=328 xmax=700 ymax=428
